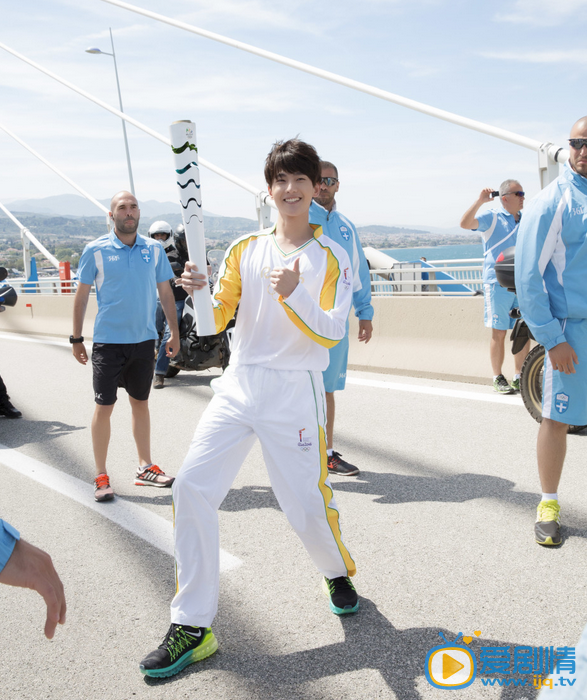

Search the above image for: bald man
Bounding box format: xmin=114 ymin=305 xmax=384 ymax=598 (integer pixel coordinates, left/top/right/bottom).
xmin=72 ymin=191 xmax=180 ymax=501
xmin=516 ymin=117 xmax=587 ymax=546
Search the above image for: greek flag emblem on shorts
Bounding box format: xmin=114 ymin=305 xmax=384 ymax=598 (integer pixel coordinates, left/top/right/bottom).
xmin=555 ymin=393 xmax=569 ymax=414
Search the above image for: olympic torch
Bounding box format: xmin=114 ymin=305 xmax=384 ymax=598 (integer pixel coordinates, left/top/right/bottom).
xmin=169 ymin=120 xmax=216 ymax=336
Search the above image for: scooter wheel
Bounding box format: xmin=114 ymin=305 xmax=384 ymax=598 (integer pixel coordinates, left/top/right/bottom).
xmin=520 ymin=345 xmax=544 ymax=424
xmin=520 ymin=344 xmax=586 ymax=434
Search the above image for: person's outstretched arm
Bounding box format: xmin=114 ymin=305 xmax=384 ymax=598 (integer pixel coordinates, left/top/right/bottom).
xmin=0 ymin=528 xmax=66 ymax=639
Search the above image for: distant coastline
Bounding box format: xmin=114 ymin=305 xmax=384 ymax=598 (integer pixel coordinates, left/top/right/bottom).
xmin=0 ymin=195 xmax=480 ymax=269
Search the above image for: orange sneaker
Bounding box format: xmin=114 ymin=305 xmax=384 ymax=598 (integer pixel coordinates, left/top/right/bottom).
xmin=94 ymin=473 xmax=114 ymax=502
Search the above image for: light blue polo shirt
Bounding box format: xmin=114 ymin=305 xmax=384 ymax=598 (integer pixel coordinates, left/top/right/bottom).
xmin=0 ymin=519 xmax=19 ymax=573
xmin=78 ymin=230 xmax=173 ymax=344
xmin=475 ymin=204 xmax=521 ymax=285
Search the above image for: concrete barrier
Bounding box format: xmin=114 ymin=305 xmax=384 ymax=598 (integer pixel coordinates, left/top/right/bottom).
xmin=0 ymin=294 xmax=523 ymax=385
xmin=0 ymin=294 xmax=97 ymax=340
xmin=348 ymin=296 xmax=523 ymax=385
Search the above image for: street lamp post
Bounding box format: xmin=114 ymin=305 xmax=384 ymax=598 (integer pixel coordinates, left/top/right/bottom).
xmin=86 ymin=28 xmax=135 ymax=195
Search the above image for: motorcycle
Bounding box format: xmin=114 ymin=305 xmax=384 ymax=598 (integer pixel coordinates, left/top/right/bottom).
xmin=163 ymin=249 xmax=233 ymax=378
xmin=0 ymin=266 xmax=17 ymax=308
xmin=494 ymin=247 xmax=586 ymax=434
xmin=165 ymin=292 xmax=232 ymax=377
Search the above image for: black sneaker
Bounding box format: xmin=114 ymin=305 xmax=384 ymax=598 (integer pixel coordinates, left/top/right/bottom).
xmin=0 ymin=399 xmax=21 ymax=418
xmin=327 ymin=451 xmax=360 ymax=476
xmin=139 ymin=624 xmax=218 ymax=678
xmin=322 ymin=576 xmax=359 ymax=615
xmin=493 ymin=375 xmax=515 ymax=394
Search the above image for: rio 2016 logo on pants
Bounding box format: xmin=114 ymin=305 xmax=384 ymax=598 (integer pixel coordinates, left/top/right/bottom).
xmin=425 ymin=632 xmax=477 ymax=690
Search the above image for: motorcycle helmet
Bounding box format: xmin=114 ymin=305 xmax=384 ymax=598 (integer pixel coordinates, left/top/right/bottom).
xmin=148 ymin=220 xmax=173 ymax=250
xmin=174 ymin=223 xmax=188 ymax=258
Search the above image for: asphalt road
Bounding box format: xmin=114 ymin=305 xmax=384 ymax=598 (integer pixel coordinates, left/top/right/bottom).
xmin=1 ymin=332 xmax=586 ymax=700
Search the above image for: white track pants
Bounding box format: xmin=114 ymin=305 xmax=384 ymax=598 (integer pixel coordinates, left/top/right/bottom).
xmin=170 ymin=364 xmax=356 ymax=627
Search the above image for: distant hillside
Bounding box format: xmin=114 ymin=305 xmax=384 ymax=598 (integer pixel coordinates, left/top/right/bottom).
xmin=4 ymin=194 xmax=218 ymax=220
xmin=0 ymin=211 xmax=258 ymax=241
xmin=356 ymin=224 xmax=477 ymax=248
xmin=0 ymin=195 xmax=477 ymax=250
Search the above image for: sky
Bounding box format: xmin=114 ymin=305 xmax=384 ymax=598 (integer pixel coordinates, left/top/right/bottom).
xmin=1 ymin=0 xmax=586 ymax=229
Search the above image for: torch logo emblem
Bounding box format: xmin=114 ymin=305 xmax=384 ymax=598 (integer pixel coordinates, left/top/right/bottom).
xmin=297 ymin=428 xmax=312 ymax=451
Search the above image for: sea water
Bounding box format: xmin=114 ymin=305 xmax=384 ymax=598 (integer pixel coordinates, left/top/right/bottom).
xmin=381 ymin=242 xmax=483 ymax=262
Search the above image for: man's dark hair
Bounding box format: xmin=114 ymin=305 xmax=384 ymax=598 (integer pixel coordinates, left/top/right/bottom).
xmin=320 ymin=160 xmax=338 ymax=178
xmin=264 ymin=139 xmax=321 ymax=186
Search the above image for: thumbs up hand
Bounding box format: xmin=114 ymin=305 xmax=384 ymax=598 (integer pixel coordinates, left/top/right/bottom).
xmin=270 ymin=257 xmax=300 ymax=298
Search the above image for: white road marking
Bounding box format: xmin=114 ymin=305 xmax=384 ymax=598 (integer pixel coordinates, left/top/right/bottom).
xmin=347 ymin=376 xmax=524 ymax=405
xmin=0 ymin=331 xmax=69 ymax=347
xmin=0 ymin=331 xmax=524 ymax=406
xmin=0 ymin=444 xmax=242 ymax=572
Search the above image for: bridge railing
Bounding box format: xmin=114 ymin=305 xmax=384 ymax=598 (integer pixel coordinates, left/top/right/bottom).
xmin=5 ymin=277 xmax=80 ymax=295
xmin=370 ymin=258 xmax=484 ymax=296
xmin=5 ymin=257 xmax=484 ymax=297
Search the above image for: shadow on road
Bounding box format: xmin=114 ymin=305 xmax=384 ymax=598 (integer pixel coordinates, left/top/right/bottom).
xmin=144 ymin=598 xmax=540 ymax=699
xmin=0 ymin=419 xmax=85 ymax=448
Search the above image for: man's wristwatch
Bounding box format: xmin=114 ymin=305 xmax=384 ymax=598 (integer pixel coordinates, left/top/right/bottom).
xmin=69 ymin=335 xmax=84 ymax=344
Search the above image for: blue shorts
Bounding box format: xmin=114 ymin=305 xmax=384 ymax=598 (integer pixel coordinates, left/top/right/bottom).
xmin=323 ymin=334 xmax=349 ymax=393
xmin=542 ymin=318 xmax=587 ymax=426
xmin=483 ymin=283 xmax=517 ymax=330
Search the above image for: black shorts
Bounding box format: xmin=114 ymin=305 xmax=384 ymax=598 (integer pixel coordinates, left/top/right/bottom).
xmin=92 ymin=340 xmax=155 ymax=405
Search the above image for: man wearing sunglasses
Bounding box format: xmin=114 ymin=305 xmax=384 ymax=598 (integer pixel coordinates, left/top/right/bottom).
xmin=515 ymin=116 xmax=587 ymax=547
xmin=460 ymin=181 xmax=529 ymax=394
xmin=309 ymin=161 xmax=374 ymax=477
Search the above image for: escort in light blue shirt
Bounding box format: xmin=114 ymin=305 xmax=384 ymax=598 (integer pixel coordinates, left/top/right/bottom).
xmin=0 ymin=519 xmax=19 ymax=573
xmin=309 ymin=200 xmax=373 ymax=322
xmin=516 ymin=161 xmax=587 ymax=351
xmin=476 ymin=204 xmax=521 ymax=285
xmin=77 ymin=230 xmax=174 ymax=344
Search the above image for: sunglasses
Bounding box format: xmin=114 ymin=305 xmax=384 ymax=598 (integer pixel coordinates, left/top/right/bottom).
xmin=320 ymin=177 xmax=338 ymax=186
xmin=569 ymin=138 xmax=587 ymax=150
xmin=504 ymin=191 xmax=525 ymax=197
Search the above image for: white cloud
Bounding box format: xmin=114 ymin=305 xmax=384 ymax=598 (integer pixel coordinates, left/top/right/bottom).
xmin=495 ymin=0 xmax=587 ymax=26
xmin=481 ymin=49 xmax=587 ymax=64
xmin=399 ymin=59 xmax=443 ymax=78
xmin=147 ymin=0 xmax=322 ymax=36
